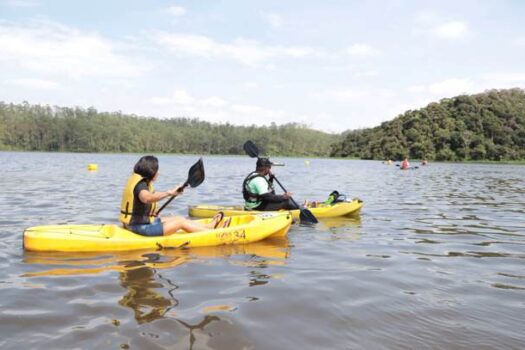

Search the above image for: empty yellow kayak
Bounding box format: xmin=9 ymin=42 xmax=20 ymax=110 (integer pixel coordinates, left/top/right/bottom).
xmin=23 ymin=212 xmax=292 ymax=252
xmin=188 ymin=199 xmax=363 ymax=219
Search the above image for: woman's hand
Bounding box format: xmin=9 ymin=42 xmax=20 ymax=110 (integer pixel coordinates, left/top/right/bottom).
xmin=166 ymin=184 xmax=185 ymax=197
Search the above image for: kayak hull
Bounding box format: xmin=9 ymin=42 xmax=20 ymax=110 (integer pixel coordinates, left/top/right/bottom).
xmin=188 ymin=199 xmax=363 ymax=219
xmin=23 ymin=212 xmax=292 ymax=252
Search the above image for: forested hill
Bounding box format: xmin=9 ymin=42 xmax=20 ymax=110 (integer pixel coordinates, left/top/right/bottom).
xmin=330 ymin=88 xmax=525 ymax=161
xmin=0 ymin=102 xmax=337 ymax=156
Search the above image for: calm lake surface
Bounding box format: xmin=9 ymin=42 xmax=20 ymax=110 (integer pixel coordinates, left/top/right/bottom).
xmin=1 ymin=151 xmax=524 ymax=349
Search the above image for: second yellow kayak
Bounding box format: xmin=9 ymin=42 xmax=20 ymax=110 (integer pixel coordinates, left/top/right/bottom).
xmin=188 ymin=199 xmax=363 ymax=219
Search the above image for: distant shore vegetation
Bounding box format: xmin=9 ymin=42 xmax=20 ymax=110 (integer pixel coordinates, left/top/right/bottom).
xmin=2 ymin=88 xmax=524 ymax=161
xmin=0 ymin=102 xmax=337 ymax=157
xmin=330 ymin=88 xmax=525 ymax=161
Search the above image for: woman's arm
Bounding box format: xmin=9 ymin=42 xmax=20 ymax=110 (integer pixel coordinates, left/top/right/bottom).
xmin=138 ymin=185 xmax=183 ymax=204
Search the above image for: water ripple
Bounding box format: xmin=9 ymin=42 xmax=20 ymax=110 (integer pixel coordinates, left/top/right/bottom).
xmin=1 ymin=153 xmax=525 ymax=349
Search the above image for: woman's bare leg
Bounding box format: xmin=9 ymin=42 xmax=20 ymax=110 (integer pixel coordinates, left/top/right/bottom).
xmin=160 ymin=215 xmax=221 ymax=235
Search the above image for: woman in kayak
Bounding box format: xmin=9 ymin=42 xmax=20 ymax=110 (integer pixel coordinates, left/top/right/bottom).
xmin=120 ymin=155 xmax=223 ymax=236
xmin=400 ymin=156 xmax=410 ymax=170
xmin=242 ymin=157 xmax=298 ymax=211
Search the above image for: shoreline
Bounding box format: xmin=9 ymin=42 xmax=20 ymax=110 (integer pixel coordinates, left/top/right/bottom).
xmin=2 ymin=149 xmax=524 ymax=163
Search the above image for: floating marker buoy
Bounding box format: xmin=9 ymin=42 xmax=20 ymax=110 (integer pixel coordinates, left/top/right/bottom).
xmin=87 ymin=164 xmax=98 ymax=171
xmin=305 ymin=160 xmax=310 ymax=166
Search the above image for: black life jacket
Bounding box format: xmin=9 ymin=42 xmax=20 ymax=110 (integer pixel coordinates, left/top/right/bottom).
xmin=242 ymin=172 xmax=274 ymax=203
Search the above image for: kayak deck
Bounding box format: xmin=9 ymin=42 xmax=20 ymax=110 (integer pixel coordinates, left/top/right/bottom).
xmin=23 ymin=212 xmax=292 ymax=252
xmin=188 ymin=199 xmax=363 ymax=219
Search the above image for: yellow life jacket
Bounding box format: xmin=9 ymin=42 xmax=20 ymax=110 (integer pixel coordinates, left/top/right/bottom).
xmin=119 ymin=173 xmax=157 ymax=225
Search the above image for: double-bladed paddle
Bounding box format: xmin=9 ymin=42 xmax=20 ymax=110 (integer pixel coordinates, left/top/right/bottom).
xmin=156 ymin=158 xmax=205 ymax=215
xmin=243 ymin=140 xmax=318 ymax=224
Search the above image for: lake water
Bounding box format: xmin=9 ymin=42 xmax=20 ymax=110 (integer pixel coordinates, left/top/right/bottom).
xmin=1 ymin=151 xmax=524 ymax=349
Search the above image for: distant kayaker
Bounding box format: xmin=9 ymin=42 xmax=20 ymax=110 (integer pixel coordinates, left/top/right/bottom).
xmin=120 ymin=155 xmax=223 ymax=236
xmin=400 ymin=156 xmax=410 ymax=170
xmin=242 ymin=157 xmax=298 ymax=211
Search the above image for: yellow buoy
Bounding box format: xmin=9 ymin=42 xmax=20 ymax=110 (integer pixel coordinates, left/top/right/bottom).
xmin=87 ymin=164 xmax=98 ymax=171
xmin=304 ymin=160 xmax=310 ymax=166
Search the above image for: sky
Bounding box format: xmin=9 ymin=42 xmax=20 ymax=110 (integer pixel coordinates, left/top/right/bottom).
xmin=1 ymin=0 xmax=524 ymax=133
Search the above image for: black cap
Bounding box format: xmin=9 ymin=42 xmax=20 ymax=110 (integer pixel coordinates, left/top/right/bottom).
xmin=256 ymin=157 xmax=273 ymax=168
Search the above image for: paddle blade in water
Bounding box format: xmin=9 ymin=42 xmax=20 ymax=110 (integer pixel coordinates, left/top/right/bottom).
xmin=187 ymin=158 xmax=205 ymax=188
xmin=243 ymin=140 xmax=259 ymax=158
xmin=299 ymin=208 xmax=319 ymax=225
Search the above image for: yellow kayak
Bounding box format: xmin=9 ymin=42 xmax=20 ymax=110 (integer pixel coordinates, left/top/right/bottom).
xmin=188 ymin=199 xmax=363 ymax=219
xmin=23 ymin=212 xmax=292 ymax=252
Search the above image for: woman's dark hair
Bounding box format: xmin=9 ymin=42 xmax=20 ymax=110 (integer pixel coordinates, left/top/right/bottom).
xmin=134 ymin=155 xmax=159 ymax=180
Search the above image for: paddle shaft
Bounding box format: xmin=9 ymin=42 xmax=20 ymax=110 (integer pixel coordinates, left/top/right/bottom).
xmin=270 ymin=175 xmax=301 ymax=209
xmin=156 ymin=180 xmax=189 ymax=216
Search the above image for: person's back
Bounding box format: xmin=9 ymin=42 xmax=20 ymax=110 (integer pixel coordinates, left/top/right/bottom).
xmin=242 ymin=157 xmax=297 ymax=211
xmin=243 ymin=171 xmax=272 ymax=209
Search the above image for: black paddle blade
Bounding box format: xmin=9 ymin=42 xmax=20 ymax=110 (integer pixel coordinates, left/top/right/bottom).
xmin=243 ymin=140 xmax=259 ymax=158
xmin=186 ymin=158 xmax=205 ymax=188
xmin=299 ymin=208 xmax=319 ymax=225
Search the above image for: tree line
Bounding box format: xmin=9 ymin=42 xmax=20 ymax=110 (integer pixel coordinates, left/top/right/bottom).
xmin=330 ymin=88 xmax=525 ymax=161
xmin=3 ymin=88 xmax=525 ymax=161
xmin=0 ymin=102 xmax=337 ymax=157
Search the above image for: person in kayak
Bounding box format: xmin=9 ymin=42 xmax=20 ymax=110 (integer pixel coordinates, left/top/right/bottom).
xmin=242 ymin=157 xmax=298 ymax=211
xmin=120 ymin=155 xmax=223 ymax=236
xmin=400 ymin=156 xmax=410 ymax=170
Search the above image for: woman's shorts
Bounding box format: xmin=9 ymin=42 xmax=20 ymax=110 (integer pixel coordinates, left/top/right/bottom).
xmin=127 ymin=217 xmax=164 ymax=237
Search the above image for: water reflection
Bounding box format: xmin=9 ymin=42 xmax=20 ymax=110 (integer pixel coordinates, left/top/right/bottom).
xmin=21 ymin=236 xmax=291 ymax=326
xmin=118 ymin=261 xmax=179 ymax=324
xmin=318 ymin=215 xmax=362 ymax=230
xmin=176 ymin=315 xmax=221 ymax=350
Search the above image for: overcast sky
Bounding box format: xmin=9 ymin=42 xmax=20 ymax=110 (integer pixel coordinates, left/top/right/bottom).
xmin=1 ymin=0 xmax=524 ymax=132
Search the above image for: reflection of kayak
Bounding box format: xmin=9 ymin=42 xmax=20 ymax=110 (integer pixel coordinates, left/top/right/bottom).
xmin=22 ymin=235 xmax=291 ymax=277
xmin=23 ymin=212 xmax=292 ymax=252
xmin=317 ymin=215 xmax=362 ymax=229
xmin=188 ymin=199 xmax=363 ymax=219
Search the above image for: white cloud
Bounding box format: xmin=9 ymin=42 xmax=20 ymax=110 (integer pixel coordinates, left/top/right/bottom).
xmin=172 ymin=90 xmax=195 ymax=105
xmin=262 ymin=13 xmax=283 ymax=29
xmin=202 ymin=96 xmax=227 ymax=107
xmin=428 ymin=78 xmax=473 ymax=95
xmin=346 ymin=44 xmax=378 ymax=56
xmin=166 ymin=5 xmax=186 ymax=17
xmin=316 ymin=87 xmax=393 ymax=103
xmin=153 ymin=32 xmax=316 ymax=66
xmin=481 ymin=72 xmax=525 ymax=85
xmin=408 ymin=78 xmax=473 ymax=96
xmin=0 ymin=21 xmax=147 ymax=79
xmin=10 ymin=78 xmax=60 ymax=89
xmin=244 ymin=82 xmax=259 ymax=88
xmin=322 ymin=88 xmax=365 ymax=102
xmin=148 ymin=89 xmax=306 ymax=126
xmin=284 ymin=46 xmax=315 ymax=57
xmin=407 ymin=85 xmax=426 ymax=93
xmin=432 ymin=21 xmax=468 ymax=39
